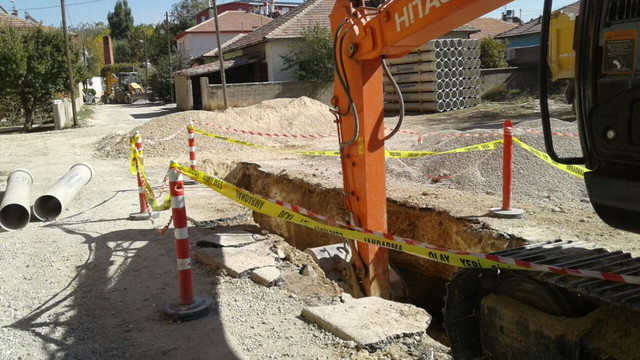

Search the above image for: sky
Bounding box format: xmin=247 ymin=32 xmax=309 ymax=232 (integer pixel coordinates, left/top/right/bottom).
xmin=1 ymin=0 xmax=579 ymax=28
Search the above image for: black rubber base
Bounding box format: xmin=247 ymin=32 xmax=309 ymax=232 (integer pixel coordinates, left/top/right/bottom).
xmin=128 ymin=211 xmax=159 ymax=220
xmin=163 ymin=295 xmax=213 ymax=322
xmin=183 ymin=179 xmax=198 ymax=185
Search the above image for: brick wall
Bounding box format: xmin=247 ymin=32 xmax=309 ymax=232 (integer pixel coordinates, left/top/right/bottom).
xmin=200 ymin=78 xmax=333 ymax=110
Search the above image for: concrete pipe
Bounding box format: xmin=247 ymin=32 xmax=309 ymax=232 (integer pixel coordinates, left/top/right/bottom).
xmin=474 ymin=58 xmax=482 ymax=68
xmin=417 ymin=40 xmax=443 ymax=52
xmin=455 ymin=69 xmax=465 ymax=79
xmin=463 ymin=59 xmax=472 ymax=68
xmin=453 ymin=39 xmax=463 ymax=48
xmin=451 ymin=99 xmax=461 ymax=110
xmin=0 ymin=169 xmax=33 ymax=231
xmin=444 ymin=100 xmax=453 ymax=111
xmin=33 ymin=163 xmax=94 ymax=221
xmin=389 ymin=61 xmax=443 ymax=74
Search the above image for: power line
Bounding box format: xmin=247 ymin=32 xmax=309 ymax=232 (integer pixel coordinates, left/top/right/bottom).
xmin=17 ymin=0 xmax=104 ymax=11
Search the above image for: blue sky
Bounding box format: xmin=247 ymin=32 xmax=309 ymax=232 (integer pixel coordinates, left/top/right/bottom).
xmin=2 ymin=0 xmax=578 ymax=28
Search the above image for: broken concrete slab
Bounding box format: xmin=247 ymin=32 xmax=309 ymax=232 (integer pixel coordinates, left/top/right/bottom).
xmin=301 ymin=296 xmax=431 ymax=350
xmin=196 ymin=230 xmax=267 ymax=248
xmin=195 ymin=241 xmax=276 ymax=277
xmin=250 ymin=266 xmax=281 ymax=286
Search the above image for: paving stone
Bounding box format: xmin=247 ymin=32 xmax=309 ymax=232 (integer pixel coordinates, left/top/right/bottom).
xmin=196 ymin=230 xmax=267 ymax=248
xmin=250 ymin=266 xmax=281 ymax=287
xmin=301 ymin=296 xmax=431 ymax=350
xmin=195 ymin=241 xmax=276 ymax=277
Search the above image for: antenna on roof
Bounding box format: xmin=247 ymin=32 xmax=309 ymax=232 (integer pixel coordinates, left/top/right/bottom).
xmin=10 ymin=0 xmax=17 ymax=16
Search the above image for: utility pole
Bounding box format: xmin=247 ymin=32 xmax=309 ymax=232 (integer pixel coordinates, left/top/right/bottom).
xmin=166 ymin=11 xmax=174 ymax=103
xmin=60 ymin=0 xmax=78 ymax=126
xmin=210 ymin=0 xmax=228 ymax=109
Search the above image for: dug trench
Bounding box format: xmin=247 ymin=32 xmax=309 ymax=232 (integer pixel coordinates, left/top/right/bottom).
xmin=218 ymin=161 xmax=527 ymax=342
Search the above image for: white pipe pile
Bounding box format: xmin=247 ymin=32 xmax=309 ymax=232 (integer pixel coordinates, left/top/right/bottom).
xmin=384 ymin=38 xmax=483 ymax=113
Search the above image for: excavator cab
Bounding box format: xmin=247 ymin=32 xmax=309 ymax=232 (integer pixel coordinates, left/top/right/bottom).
xmin=541 ymin=0 xmax=640 ymax=234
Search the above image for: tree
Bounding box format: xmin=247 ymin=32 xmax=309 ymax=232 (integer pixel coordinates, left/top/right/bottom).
xmin=170 ymin=0 xmax=208 ymax=33
xmin=149 ymin=51 xmax=189 ymax=102
xmin=0 ymin=27 xmax=85 ymax=130
xmin=479 ymin=37 xmax=508 ymax=68
xmin=107 ymin=0 xmax=134 ymax=40
xmin=281 ymin=24 xmax=334 ymax=82
xmin=70 ymin=22 xmax=109 ymax=76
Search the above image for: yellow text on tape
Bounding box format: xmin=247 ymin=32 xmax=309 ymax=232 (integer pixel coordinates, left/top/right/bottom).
xmin=170 ymin=162 xmax=532 ymax=271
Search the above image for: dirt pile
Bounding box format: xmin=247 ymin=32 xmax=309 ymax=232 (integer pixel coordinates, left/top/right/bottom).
xmin=94 ymin=97 xmax=336 ymax=160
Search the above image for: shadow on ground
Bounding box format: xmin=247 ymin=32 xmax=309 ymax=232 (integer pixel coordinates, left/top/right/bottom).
xmin=8 ymin=224 xmax=241 ymax=360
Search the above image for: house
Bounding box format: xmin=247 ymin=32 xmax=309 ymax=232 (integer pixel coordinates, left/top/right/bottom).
xmin=0 ymin=10 xmax=50 ymax=30
xmin=494 ymin=1 xmax=579 ymax=66
xmin=466 ymin=18 xmax=518 ymax=39
xmin=175 ymin=11 xmax=272 ymax=61
xmin=173 ymin=0 xmax=484 ymax=110
xmin=195 ymin=0 xmax=300 ymax=23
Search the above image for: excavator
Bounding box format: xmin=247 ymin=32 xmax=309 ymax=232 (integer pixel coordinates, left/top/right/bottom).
xmin=324 ymin=0 xmax=640 ymax=358
xmin=102 ymin=71 xmax=155 ymax=104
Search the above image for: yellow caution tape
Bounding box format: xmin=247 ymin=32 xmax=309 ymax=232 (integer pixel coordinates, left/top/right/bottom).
xmin=513 ymin=138 xmax=588 ymax=179
xmin=130 ymin=144 xmax=172 ymax=211
xmin=385 ymin=139 xmax=504 ymax=158
xmin=194 ymin=126 xmax=502 ymax=159
xmin=130 ymin=135 xmax=140 ymax=175
xmin=169 ymin=162 xmax=531 ymax=271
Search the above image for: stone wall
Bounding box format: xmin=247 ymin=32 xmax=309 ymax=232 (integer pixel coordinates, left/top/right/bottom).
xmin=479 ymin=67 xmax=539 ymax=93
xmin=200 ymin=78 xmax=333 ymax=110
xmin=175 ymin=75 xmax=193 ymax=110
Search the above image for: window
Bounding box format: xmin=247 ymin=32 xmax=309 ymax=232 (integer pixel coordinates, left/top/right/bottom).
xmin=200 ymin=15 xmax=206 ymax=22
xmin=282 ymin=7 xmax=289 ymax=13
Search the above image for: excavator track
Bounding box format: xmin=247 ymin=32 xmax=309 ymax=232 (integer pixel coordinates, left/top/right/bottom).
xmin=444 ymin=240 xmax=640 ymax=360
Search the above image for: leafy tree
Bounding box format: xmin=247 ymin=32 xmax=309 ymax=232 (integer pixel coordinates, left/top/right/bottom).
xmin=0 ymin=27 xmax=86 ymax=130
xmin=479 ymin=37 xmax=508 ymax=68
xmin=281 ymin=24 xmax=333 ymax=81
xmin=113 ymin=38 xmax=133 ymax=63
xmin=170 ymin=0 xmax=208 ymax=32
xmin=70 ymin=22 xmax=109 ymax=76
xmin=107 ymin=0 xmax=134 ymax=40
xmin=149 ymin=51 xmax=190 ymax=102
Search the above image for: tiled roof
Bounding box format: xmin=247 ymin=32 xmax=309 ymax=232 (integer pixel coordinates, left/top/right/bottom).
xmin=179 ymin=11 xmax=272 ymax=35
xmin=174 ymin=54 xmax=262 ymax=77
xmin=0 ymin=12 xmax=49 ymax=29
xmin=495 ymin=1 xmax=579 ymax=38
xmin=467 ymin=18 xmax=518 ymax=39
xmin=224 ymin=0 xmax=479 ymax=54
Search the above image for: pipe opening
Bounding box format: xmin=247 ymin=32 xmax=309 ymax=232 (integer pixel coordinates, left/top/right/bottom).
xmin=33 ymin=195 xmax=63 ymax=221
xmin=0 ymin=204 xmax=30 ymax=231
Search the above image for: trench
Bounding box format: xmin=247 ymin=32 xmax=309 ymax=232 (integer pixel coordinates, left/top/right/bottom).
xmin=221 ymin=162 xmax=526 ymax=337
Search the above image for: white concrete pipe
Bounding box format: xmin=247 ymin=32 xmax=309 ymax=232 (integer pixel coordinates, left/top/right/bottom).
xmin=385 ymin=91 xmax=443 ymax=102
xmin=463 ymin=59 xmax=471 ymax=68
xmin=388 ymin=61 xmax=444 ymax=74
xmin=453 ymin=39 xmax=463 ymax=48
xmin=0 ymin=169 xmax=33 ymax=231
xmin=416 ymin=40 xmax=443 ymax=52
xmin=33 ymin=163 xmax=94 ymax=221
xmin=389 ymin=71 xmax=444 ymax=83
xmin=383 ymin=80 xmax=445 ymax=93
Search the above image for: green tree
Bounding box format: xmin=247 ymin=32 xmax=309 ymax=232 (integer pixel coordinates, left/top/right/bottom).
xmin=70 ymin=22 xmax=109 ymax=76
xmin=281 ymin=24 xmax=334 ymax=81
xmin=0 ymin=27 xmax=86 ymax=130
xmin=170 ymin=0 xmax=208 ymax=33
xmin=107 ymin=0 xmax=134 ymax=40
xmin=479 ymin=37 xmax=508 ymax=68
xmin=149 ymin=51 xmax=189 ymax=102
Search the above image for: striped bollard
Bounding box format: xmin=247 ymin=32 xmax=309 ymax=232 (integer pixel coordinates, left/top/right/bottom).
xmin=129 ymin=131 xmax=159 ymax=220
xmin=490 ymin=120 xmax=525 ymax=219
xmin=184 ymin=121 xmax=197 ymax=185
xmin=163 ymin=160 xmax=212 ymax=321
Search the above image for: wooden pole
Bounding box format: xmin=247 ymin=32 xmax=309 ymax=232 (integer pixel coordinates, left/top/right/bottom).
xmin=211 ymin=0 xmax=228 ymax=109
xmin=60 ymin=0 xmax=78 ymax=127
xmin=166 ymin=12 xmax=175 ymax=103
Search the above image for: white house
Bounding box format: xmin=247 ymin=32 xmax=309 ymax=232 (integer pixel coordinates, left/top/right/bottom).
xmin=174 ymin=11 xmax=272 ymax=60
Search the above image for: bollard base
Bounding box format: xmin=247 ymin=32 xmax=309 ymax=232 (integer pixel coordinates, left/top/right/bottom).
xmin=489 ymin=208 xmax=525 ymax=219
xmin=163 ymin=295 xmax=213 ymax=322
xmin=183 ymin=179 xmax=198 ymax=185
xmin=128 ymin=211 xmax=160 ymax=220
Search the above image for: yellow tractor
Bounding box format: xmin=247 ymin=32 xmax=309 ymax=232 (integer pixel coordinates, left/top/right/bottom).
xmin=102 ymin=71 xmax=155 ymax=104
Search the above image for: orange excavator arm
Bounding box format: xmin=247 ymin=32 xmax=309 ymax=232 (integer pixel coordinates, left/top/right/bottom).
xmin=329 ymin=0 xmax=512 ymax=298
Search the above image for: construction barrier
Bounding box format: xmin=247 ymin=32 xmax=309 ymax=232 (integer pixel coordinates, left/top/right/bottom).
xmin=187 ymin=121 xmax=197 ymax=170
xmin=168 ymin=161 xmax=639 ymax=285
xmin=162 ymin=162 xmax=212 ymax=322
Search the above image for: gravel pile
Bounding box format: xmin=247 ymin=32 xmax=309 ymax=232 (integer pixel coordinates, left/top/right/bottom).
xmin=95 ymin=97 xmax=336 ymax=160
xmin=385 ymin=118 xmax=587 ymax=206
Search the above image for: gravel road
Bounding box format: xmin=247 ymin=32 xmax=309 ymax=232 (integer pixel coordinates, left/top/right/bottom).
xmin=1 ymin=99 xmax=638 ymax=360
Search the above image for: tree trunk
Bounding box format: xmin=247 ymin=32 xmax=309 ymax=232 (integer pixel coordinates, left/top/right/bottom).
xmin=20 ymin=95 xmax=33 ymax=132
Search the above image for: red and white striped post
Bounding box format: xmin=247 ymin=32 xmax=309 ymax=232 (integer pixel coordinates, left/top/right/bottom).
xmin=129 ymin=131 xmax=159 ymax=220
xmin=188 ymin=120 xmax=197 ymax=170
xmin=184 ymin=120 xmax=198 ymax=185
xmin=163 ymin=160 xmax=212 ymax=321
xmin=490 ymin=120 xmax=525 ymax=219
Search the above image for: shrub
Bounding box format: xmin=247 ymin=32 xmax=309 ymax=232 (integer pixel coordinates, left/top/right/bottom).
xmin=479 ymin=38 xmax=508 ymax=68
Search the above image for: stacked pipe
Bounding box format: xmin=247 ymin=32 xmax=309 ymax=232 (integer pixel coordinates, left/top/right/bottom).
xmin=384 ymin=39 xmax=482 ymax=113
